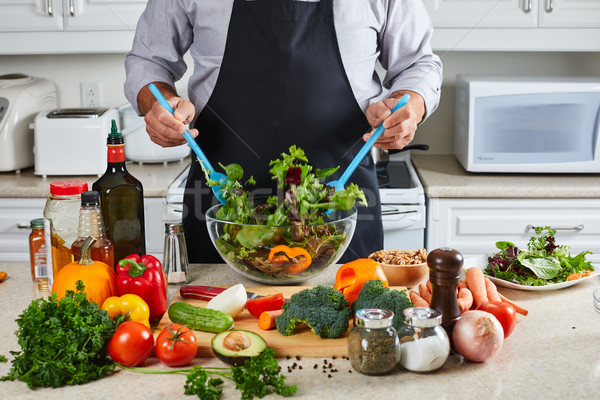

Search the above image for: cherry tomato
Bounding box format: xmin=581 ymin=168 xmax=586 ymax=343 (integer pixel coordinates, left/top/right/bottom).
xmin=477 ymin=301 xmax=517 ymax=339
xmin=108 ymin=321 xmax=154 ymax=367
xmin=156 ymin=324 xmax=198 ymax=367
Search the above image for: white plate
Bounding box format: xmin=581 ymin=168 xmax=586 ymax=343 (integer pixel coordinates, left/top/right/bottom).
xmin=463 ymin=255 xmax=599 ymax=291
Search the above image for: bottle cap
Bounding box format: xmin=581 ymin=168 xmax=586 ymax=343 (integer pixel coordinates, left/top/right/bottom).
xmin=81 ymin=191 xmax=100 ymax=207
xmin=30 ymin=218 xmax=44 ymax=229
xmin=49 ymin=180 xmax=89 ymax=196
xmin=107 ymin=119 xmax=124 ymax=145
xmin=402 ymin=307 xmax=442 ymax=328
xmin=354 ymin=308 xmax=394 ymax=328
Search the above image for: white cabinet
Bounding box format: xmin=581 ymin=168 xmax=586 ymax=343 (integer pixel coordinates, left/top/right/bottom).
xmin=424 ymin=0 xmax=600 ymax=51
xmin=426 ymin=198 xmax=600 ymax=263
xmin=0 ymin=0 xmax=147 ymax=54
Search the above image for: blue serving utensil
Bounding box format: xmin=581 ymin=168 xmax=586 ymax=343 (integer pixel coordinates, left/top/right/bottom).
xmin=148 ymin=83 xmax=227 ymax=204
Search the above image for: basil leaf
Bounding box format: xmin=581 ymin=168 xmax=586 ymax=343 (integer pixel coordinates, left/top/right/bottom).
xmin=496 ymin=241 xmax=515 ymax=251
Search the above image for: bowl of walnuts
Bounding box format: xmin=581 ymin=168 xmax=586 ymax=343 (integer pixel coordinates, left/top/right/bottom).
xmin=368 ymin=248 xmax=429 ymax=288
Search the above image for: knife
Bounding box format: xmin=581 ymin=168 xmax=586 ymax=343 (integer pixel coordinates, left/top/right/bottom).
xmin=179 ymin=285 xmax=264 ymax=301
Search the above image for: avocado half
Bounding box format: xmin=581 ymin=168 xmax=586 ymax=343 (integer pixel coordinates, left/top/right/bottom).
xmin=211 ymin=330 xmax=267 ymax=366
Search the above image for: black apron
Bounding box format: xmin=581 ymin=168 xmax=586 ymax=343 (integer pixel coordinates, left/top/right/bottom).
xmin=183 ymin=0 xmax=383 ymax=263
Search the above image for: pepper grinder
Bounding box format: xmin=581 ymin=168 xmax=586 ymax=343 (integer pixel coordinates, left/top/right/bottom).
xmin=427 ymin=248 xmax=463 ymax=341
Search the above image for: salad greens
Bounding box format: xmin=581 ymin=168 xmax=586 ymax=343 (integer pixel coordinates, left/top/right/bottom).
xmin=202 ymin=145 xmax=367 ymax=280
xmin=485 ymin=226 xmax=594 ymax=286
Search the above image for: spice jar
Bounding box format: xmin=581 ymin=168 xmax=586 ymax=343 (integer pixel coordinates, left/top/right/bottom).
xmin=398 ymin=307 xmax=450 ymax=372
xmin=348 ymin=308 xmax=400 ymax=375
xmin=28 ymin=218 xmax=47 ymax=284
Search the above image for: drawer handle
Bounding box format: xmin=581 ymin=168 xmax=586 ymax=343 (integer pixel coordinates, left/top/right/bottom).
xmin=526 ymin=224 xmax=583 ymax=232
xmin=16 ymin=223 xmax=31 ymax=230
xmin=545 ymin=0 xmax=554 ymax=13
xmin=523 ymin=0 xmax=532 ymax=13
xmin=46 ymin=0 xmax=53 ymax=16
xmin=69 ymin=0 xmax=75 ymax=16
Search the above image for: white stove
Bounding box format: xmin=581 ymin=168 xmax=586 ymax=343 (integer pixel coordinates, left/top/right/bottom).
xmin=166 ymin=150 xmax=426 ymax=250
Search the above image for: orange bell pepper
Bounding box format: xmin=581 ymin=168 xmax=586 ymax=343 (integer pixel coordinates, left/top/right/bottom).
xmin=268 ymin=245 xmax=312 ymax=274
xmin=333 ymin=259 xmax=388 ymax=305
xmin=102 ymin=294 xmax=151 ymax=329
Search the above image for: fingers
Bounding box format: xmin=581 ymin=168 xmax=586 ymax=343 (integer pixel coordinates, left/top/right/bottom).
xmin=144 ymin=97 xmax=196 ymax=148
xmin=363 ymin=97 xmax=418 ymax=149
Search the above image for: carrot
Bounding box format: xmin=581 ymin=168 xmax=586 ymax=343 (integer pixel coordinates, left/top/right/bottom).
xmin=567 ymin=272 xmax=582 ymax=281
xmin=583 ymin=270 xmax=594 ymax=277
xmin=258 ymin=309 xmax=283 ymax=330
xmin=409 ymin=290 xmax=429 ymax=307
xmin=418 ymin=283 xmax=432 ymax=303
xmin=457 ymin=287 xmax=473 ymax=314
xmin=499 ymin=293 xmax=529 ymax=316
xmin=484 ymin=277 xmax=502 ymax=303
xmin=465 ymin=267 xmax=488 ymax=308
xmin=426 ymin=279 xmax=432 ymax=293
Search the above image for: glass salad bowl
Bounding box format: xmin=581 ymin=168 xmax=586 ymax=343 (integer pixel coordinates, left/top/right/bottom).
xmin=206 ymin=204 xmax=357 ymax=284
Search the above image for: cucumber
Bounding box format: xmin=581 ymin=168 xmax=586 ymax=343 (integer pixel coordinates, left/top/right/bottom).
xmin=168 ymin=301 xmax=234 ymax=333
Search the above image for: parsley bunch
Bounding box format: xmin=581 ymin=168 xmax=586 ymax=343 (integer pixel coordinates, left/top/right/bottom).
xmin=120 ymin=348 xmax=297 ymax=400
xmin=1 ymin=281 xmax=117 ymax=388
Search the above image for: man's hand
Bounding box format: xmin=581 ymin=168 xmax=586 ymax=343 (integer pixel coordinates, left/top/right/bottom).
xmin=137 ymin=82 xmax=198 ymax=147
xmin=364 ymin=90 xmax=425 ymax=150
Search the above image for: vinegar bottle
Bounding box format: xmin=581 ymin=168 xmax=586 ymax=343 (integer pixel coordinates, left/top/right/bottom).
xmin=92 ymin=120 xmax=146 ymax=263
xmin=71 ymin=191 xmax=115 ymax=269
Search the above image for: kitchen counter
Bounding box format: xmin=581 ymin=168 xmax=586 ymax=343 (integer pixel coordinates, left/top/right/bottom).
xmin=1 ymin=261 xmax=600 ymax=399
xmin=0 ymin=158 xmax=191 ymax=198
xmin=412 ymin=154 xmax=600 ymax=198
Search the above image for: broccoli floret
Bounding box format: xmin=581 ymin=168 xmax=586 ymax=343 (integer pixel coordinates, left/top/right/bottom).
xmin=275 ymin=285 xmax=351 ymax=339
xmin=351 ymin=280 xmax=413 ymax=331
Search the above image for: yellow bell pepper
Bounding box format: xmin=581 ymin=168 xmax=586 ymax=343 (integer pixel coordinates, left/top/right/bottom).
xmin=102 ymin=294 xmax=151 ymax=329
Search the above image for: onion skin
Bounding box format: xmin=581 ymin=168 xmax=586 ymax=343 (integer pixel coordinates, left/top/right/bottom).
xmin=452 ymin=310 xmax=504 ymax=362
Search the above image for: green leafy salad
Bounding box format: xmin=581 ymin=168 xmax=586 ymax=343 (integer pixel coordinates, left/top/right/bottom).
xmin=203 ymin=145 xmax=367 ymax=280
xmin=485 ymin=226 xmax=595 ymax=286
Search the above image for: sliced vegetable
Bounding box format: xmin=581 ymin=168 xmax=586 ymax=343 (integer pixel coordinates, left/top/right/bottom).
xmin=102 ymin=294 xmax=151 ymax=329
xmin=156 ymin=324 xmax=198 ymax=367
xmin=333 ymin=258 xmax=388 ymax=304
xmin=211 ymin=330 xmax=267 ymax=366
xmin=246 ymin=293 xmax=285 ymax=318
xmin=267 ymin=245 xmax=312 ymax=274
xmin=258 ymin=309 xmax=284 ymax=330
xmin=206 ymin=284 xmax=247 ymax=318
xmin=168 ymin=301 xmax=234 ymax=333
xmin=107 ymin=321 xmax=154 ymax=367
xmin=452 ymin=310 xmax=503 ymax=363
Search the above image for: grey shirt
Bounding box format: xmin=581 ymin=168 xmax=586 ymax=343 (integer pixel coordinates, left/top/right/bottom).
xmin=124 ymin=0 xmax=442 ymax=119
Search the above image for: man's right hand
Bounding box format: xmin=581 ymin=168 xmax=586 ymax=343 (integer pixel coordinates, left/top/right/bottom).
xmin=137 ymin=82 xmax=198 ymax=147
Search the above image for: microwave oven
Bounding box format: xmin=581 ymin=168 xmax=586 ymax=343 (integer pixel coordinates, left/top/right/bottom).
xmin=454 ymin=75 xmax=600 ymax=173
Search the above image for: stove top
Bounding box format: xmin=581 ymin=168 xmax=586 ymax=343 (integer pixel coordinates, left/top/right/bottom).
xmin=377 ymin=161 xmax=415 ymax=189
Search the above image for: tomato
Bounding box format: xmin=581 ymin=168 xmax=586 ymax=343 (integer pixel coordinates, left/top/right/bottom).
xmin=477 ymin=301 xmax=518 ymax=339
xmin=156 ymin=324 xmax=198 ymax=367
xmin=245 ymin=293 xmax=285 ymax=318
xmin=108 ymin=321 xmax=154 ymax=367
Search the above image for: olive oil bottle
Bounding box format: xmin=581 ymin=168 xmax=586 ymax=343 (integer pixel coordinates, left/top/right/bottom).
xmin=92 ymin=120 xmax=146 ymax=263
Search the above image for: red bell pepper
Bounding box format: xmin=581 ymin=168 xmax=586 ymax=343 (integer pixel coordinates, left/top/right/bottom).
xmin=246 ymin=293 xmax=285 ymax=319
xmin=117 ymin=254 xmax=167 ymax=325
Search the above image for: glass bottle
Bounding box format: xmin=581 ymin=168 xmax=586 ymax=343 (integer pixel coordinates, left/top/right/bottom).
xmin=29 ymin=218 xmax=47 ymax=283
xmin=92 ymin=120 xmax=146 ymax=263
xmin=163 ymin=221 xmax=190 ymax=285
xmin=43 ymin=180 xmax=89 ymax=289
xmin=398 ymin=307 xmax=450 ymax=372
xmin=347 ymin=308 xmax=400 ymax=375
xmin=71 ymin=191 xmax=115 ymax=269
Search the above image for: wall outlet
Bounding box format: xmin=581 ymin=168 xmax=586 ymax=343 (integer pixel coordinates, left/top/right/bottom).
xmin=80 ymin=82 xmax=103 ymax=107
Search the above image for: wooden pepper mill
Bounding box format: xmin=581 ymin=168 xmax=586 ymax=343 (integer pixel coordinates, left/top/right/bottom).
xmin=427 ymin=248 xmax=464 ymax=340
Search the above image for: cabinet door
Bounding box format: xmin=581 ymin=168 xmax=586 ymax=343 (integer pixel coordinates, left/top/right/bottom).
xmin=539 ymin=0 xmax=600 ymax=27
xmin=63 ymin=0 xmax=147 ymax=31
xmin=423 ymin=0 xmax=537 ymax=28
xmin=0 ymin=198 xmax=47 ymax=262
xmin=0 ymin=0 xmax=63 ymax=32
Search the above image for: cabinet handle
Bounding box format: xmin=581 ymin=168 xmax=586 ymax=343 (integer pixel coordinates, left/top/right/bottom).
xmin=546 ymin=0 xmax=554 ymax=13
xmin=523 ymin=0 xmax=532 ymax=13
xmin=526 ymin=224 xmax=584 ymax=232
xmin=46 ymin=0 xmax=53 ymax=16
xmin=69 ymin=0 xmax=75 ymax=16
xmin=16 ymin=223 xmax=31 ymax=230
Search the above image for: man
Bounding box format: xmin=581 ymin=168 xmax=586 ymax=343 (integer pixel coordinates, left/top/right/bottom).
xmin=125 ymin=0 xmax=442 ymax=263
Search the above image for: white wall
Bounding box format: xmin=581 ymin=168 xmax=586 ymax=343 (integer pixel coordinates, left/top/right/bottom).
xmin=1 ymin=51 xmax=599 ymax=155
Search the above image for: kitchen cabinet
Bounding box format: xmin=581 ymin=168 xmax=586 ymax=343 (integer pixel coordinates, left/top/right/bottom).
xmin=423 ymin=0 xmax=600 ymax=51
xmin=426 ymin=197 xmax=600 ymax=263
xmin=0 ymin=0 xmax=147 ymax=54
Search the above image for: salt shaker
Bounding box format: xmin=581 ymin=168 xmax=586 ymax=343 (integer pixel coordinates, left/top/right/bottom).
xmin=162 ymin=221 xmax=190 ymax=285
xmin=398 ymin=307 xmax=450 ymax=372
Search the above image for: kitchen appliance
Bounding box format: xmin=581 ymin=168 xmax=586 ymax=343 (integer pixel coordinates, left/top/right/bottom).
xmin=119 ymin=104 xmax=189 ymax=164
xmin=0 ymin=73 xmax=57 ymax=172
xmin=167 ymin=148 xmax=427 ymax=251
xmin=33 ymin=107 xmax=119 ymax=177
xmin=455 ymin=75 xmax=600 ymax=173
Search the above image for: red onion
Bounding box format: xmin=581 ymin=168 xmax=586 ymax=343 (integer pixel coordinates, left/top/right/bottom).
xmin=452 ymin=310 xmax=504 ymax=362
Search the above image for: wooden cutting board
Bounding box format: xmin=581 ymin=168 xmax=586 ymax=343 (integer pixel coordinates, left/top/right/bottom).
xmin=155 ymin=286 xmax=404 ymax=358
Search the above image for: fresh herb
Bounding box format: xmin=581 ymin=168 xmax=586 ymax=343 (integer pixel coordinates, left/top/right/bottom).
xmin=202 ymin=145 xmax=367 ymax=280
xmin=0 ymin=281 xmax=117 ymax=388
xmin=0 ymin=355 xmax=7 ymax=363
xmin=485 ymin=226 xmax=594 ymax=286
xmin=119 ymin=348 xmax=297 ymax=400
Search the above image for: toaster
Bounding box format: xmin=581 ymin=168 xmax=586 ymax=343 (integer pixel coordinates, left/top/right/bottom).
xmin=33 ymin=107 xmax=119 ymax=177
xmin=0 ymin=73 xmax=57 ymax=172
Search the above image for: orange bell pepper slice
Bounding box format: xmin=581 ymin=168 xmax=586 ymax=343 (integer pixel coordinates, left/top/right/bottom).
xmin=333 ymin=259 xmax=388 ymax=305
xmin=268 ymin=245 xmax=312 ymax=274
